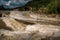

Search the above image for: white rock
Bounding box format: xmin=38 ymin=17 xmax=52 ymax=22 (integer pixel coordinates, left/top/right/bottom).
xmin=1 ymin=17 xmax=26 ymax=31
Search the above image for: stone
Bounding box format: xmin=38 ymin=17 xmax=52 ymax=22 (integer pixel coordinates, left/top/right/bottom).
xmin=0 ymin=24 xmax=60 ymax=40
xmin=1 ymin=17 xmax=26 ymax=31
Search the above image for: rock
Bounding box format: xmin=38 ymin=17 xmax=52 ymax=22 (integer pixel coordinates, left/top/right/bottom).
xmin=0 ymin=19 xmax=13 ymax=30
xmin=0 ymin=24 xmax=60 ymax=40
xmin=0 ymin=11 xmax=60 ymax=40
xmin=9 ymin=11 xmax=37 ymax=20
xmin=25 ymin=24 xmax=60 ymax=38
xmin=9 ymin=11 xmax=60 ymax=25
xmin=1 ymin=17 xmax=26 ymax=31
xmin=9 ymin=11 xmax=38 ymax=23
xmin=0 ymin=29 xmax=32 ymax=40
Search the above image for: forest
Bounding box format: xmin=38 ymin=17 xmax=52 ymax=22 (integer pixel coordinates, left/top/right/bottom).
xmin=24 ymin=0 xmax=60 ymax=13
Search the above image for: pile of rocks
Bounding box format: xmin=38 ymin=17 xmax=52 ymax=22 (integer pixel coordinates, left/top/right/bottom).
xmin=0 ymin=11 xmax=60 ymax=40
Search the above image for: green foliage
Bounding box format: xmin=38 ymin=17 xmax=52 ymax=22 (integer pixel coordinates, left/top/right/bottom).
xmin=26 ymin=0 xmax=51 ymax=10
xmin=25 ymin=0 xmax=60 ymax=13
xmin=45 ymin=0 xmax=60 ymax=13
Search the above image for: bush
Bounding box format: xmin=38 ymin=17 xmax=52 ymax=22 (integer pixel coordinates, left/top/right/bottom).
xmin=25 ymin=0 xmax=60 ymax=13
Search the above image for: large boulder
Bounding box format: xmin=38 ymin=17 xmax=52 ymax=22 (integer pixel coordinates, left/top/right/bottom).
xmin=0 ymin=17 xmax=26 ymax=31
xmin=9 ymin=11 xmax=60 ymax=25
xmin=0 ymin=29 xmax=32 ymax=40
xmin=0 ymin=24 xmax=60 ymax=40
xmin=0 ymin=11 xmax=60 ymax=40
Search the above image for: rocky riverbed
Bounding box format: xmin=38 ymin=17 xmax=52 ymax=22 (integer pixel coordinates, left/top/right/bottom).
xmin=0 ymin=11 xmax=60 ymax=40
